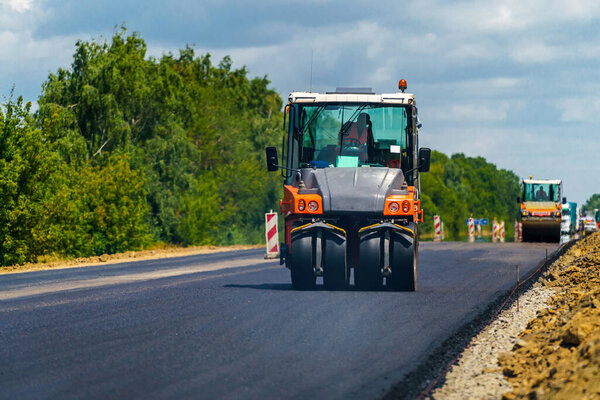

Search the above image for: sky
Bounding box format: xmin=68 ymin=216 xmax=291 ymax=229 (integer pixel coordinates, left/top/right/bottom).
xmin=1 ymin=0 xmax=599 ymax=205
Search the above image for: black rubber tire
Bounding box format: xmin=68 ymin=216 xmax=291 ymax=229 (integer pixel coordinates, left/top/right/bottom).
xmin=388 ymin=225 xmax=417 ymax=292
xmin=522 ymin=227 xmax=531 ymax=242
xmin=290 ymin=233 xmax=316 ymax=290
xmin=356 ymin=231 xmax=383 ymax=291
xmin=323 ymin=262 xmax=348 ymax=290
xmin=389 ymin=243 xmax=417 ymax=291
xmin=323 ymin=233 xmax=348 ymax=290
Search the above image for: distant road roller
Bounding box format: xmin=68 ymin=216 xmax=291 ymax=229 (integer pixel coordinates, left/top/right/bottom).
xmin=265 ymin=80 xmax=430 ymax=291
xmin=519 ymin=178 xmax=563 ymax=242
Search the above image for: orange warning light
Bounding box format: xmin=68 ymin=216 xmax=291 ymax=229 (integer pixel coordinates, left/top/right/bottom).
xmin=398 ymin=79 xmax=407 ymax=92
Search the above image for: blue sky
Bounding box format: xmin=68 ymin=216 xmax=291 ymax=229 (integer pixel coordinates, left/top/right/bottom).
xmin=1 ymin=0 xmax=599 ymax=205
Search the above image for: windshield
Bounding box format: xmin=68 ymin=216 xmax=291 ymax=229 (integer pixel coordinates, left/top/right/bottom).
xmin=297 ymin=104 xmax=411 ymax=169
xmin=523 ymin=183 xmax=560 ymax=202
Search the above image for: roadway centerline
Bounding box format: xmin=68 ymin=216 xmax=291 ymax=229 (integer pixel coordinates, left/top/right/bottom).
xmin=0 ymin=257 xmax=279 ymax=301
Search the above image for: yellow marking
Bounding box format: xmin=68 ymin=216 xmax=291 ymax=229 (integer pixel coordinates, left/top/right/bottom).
xmin=393 ymin=224 xmax=414 ymax=236
xmin=290 ymin=223 xmax=313 ymax=234
xmin=358 ymin=223 xmax=414 ymax=236
xmin=291 ymin=222 xmax=346 ymax=236
xmin=324 ymin=223 xmax=346 ymax=235
xmin=358 ymin=223 xmax=380 ymax=233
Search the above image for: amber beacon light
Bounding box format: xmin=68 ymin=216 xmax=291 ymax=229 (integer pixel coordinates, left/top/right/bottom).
xmin=398 ymin=79 xmax=407 ymax=92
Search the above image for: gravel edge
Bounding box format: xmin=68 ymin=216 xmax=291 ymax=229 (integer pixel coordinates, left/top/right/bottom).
xmin=381 ymin=240 xmax=575 ymax=400
xmin=430 ymin=282 xmax=556 ymax=399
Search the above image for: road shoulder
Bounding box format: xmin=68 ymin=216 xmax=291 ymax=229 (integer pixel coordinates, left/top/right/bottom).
xmin=0 ymin=244 xmax=265 ymax=275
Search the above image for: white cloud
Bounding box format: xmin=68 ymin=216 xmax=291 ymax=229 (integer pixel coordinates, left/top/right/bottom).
xmin=407 ymin=0 xmax=600 ymax=33
xmin=510 ymin=42 xmax=561 ymax=63
xmin=421 ymin=124 xmax=598 ymax=204
xmin=0 ymin=1 xmax=78 ymax=100
xmin=426 ymin=101 xmax=511 ymax=123
xmin=2 ymin=0 xmax=33 ymax=12
xmin=560 ymin=97 xmax=600 ymax=123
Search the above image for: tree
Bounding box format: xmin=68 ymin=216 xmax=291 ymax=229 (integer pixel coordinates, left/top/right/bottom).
xmin=583 ymin=194 xmax=600 ymax=212
xmin=36 ymin=28 xmax=283 ymax=247
xmin=0 ymin=97 xmax=62 ymax=265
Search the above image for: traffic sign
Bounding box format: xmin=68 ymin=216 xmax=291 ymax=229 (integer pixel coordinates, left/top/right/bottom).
xmin=465 ymin=218 xmax=489 ymax=226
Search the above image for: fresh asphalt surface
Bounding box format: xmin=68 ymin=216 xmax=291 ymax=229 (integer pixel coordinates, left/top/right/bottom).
xmin=0 ymin=242 xmax=557 ymax=400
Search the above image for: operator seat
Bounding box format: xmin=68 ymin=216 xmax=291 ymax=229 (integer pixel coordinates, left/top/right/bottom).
xmin=342 ymin=113 xmax=372 ymax=162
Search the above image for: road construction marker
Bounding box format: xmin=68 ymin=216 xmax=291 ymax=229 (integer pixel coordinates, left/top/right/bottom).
xmin=434 ymin=215 xmax=441 ymax=242
xmin=468 ymin=217 xmax=475 ymax=242
xmin=265 ymin=210 xmax=279 ymax=259
xmin=492 ymin=218 xmax=498 ymax=243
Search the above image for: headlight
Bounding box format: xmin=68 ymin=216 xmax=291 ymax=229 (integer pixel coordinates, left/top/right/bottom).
xmin=402 ymin=200 xmax=410 ymax=213
xmin=308 ymin=201 xmax=319 ymax=212
xmin=389 ymin=202 xmax=399 ymax=213
xmin=298 ymin=199 xmax=306 ymax=212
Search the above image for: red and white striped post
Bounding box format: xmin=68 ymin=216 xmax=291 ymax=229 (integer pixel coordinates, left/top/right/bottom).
xmin=434 ymin=215 xmax=442 ymax=242
xmin=492 ymin=218 xmax=498 ymax=243
xmin=499 ymin=221 xmax=505 ymax=243
xmin=514 ymin=219 xmax=519 ymax=242
xmin=264 ymin=210 xmax=279 ymax=259
xmin=468 ymin=217 xmax=475 ymax=242
xmin=518 ymin=222 xmax=523 ymax=242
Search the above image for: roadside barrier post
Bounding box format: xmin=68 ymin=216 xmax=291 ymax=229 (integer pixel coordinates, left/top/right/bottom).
xmin=518 ymin=222 xmax=523 ymax=242
xmin=264 ymin=210 xmax=279 ymax=259
xmin=492 ymin=217 xmax=498 ymax=243
xmin=434 ymin=215 xmax=441 ymax=242
xmin=468 ymin=217 xmax=475 ymax=242
xmin=514 ymin=219 xmax=519 ymax=242
xmin=500 ymin=221 xmax=505 ymax=243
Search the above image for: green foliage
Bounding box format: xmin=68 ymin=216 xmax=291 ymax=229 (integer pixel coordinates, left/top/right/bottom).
xmin=0 ymin=97 xmax=61 ymax=265
xmin=39 ymin=155 xmax=152 ymax=257
xmin=37 ymin=28 xmax=282 ymax=245
xmin=420 ymin=151 xmax=520 ymax=239
xmin=583 ymin=194 xmax=600 ymax=212
xmin=0 ymin=28 xmax=283 ymax=266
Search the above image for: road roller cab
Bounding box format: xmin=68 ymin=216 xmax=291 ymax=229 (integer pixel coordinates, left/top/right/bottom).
xmin=265 ymin=81 xmax=430 ymax=291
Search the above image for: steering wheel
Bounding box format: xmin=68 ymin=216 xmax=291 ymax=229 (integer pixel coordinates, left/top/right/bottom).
xmin=343 ymin=138 xmax=361 ymax=147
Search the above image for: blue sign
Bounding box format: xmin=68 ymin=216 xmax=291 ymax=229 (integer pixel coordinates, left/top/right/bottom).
xmin=465 ymin=218 xmax=489 ymax=226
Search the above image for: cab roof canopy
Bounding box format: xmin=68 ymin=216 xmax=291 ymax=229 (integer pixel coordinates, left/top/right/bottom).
xmin=288 ymin=90 xmax=415 ymax=105
xmin=522 ymin=179 xmax=562 ymax=185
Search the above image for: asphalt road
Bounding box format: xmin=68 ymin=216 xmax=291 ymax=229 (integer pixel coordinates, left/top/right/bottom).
xmin=0 ymin=242 xmax=557 ymax=400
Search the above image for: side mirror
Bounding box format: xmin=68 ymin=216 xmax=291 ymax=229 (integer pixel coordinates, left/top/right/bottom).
xmin=418 ymin=147 xmax=431 ymax=172
xmin=562 ymin=197 xmax=567 ymax=204
xmin=265 ymin=147 xmax=279 ymax=172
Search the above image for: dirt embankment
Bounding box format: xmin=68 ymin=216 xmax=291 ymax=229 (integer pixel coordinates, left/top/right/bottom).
xmin=499 ymin=232 xmax=600 ymax=399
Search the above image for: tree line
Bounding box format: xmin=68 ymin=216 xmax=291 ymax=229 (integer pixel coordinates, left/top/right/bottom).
xmin=419 ymin=151 xmax=521 ymax=239
xmin=1 ymin=29 xmax=521 ymax=267
xmin=583 ymin=194 xmax=600 ymax=212
xmin=1 ymin=29 xmax=282 ymax=266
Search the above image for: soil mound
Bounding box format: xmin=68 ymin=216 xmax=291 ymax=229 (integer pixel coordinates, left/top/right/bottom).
xmin=499 ymin=232 xmax=600 ymax=399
